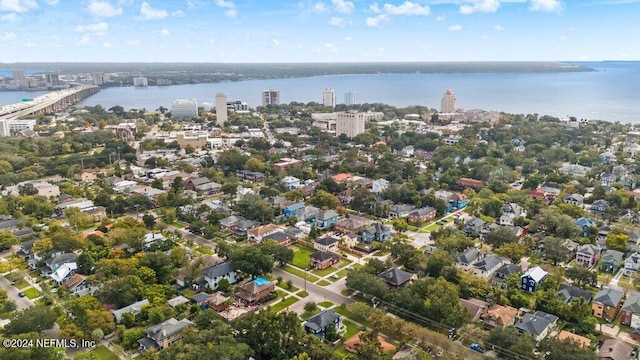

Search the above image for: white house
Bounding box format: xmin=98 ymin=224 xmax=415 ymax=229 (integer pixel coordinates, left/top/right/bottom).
xmin=314 ymin=237 xmax=339 ymax=253
xmin=371 ymin=179 xmax=390 ymax=194
xmin=281 ymin=176 xmax=301 ymax=190
xmin=499 ymin=203 xmax=527 ymax=226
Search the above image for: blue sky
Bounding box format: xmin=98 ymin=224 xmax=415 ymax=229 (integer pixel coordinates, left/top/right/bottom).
xmin=0 ymin=0 xmax=639 ymax=62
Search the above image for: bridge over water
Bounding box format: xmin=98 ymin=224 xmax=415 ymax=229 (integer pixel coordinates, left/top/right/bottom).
xmin=0 ymin=85 xmax=100 ymax=121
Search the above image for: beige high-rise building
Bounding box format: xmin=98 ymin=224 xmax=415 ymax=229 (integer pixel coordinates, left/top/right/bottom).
xmin=262 ymin=89 xmax=280 ymax=106
xmin=440 ymin=89 xmax=457 ymax=113
xmin=215 ymin=93 xmax=228 ymax=126
xmin=336 ymin=111 xmax=366 ymax=138
xmin=323 ymin=88 xmax=336 ymax=108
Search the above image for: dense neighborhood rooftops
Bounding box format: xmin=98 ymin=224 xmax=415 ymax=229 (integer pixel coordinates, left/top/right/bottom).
xmin=593 ymin=287 xmax=624 ymax=307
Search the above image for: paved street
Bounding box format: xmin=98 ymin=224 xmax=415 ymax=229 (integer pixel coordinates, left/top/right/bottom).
xmin=0 ymin=273 xmax=34 ymax=311
xmin=272 ymin=267 xmax=352 ymax=307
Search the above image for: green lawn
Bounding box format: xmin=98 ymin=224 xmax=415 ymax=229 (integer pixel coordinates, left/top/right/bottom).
xmin=282 ymin=265 xmax=320 ymax=282
xmin=301 ymin=307 xmax=322 ymax=320
xmin=6 ymin=272 xmax=22 ymax=282
xmin=269 ymin=297 xmax=299 ymax=313
xmin=297 ymin=290 xmax=309 ymax=298
xmin=329 ymin=269 xmax=349 ymax=282
xmin=317 ymin=280 xmax=331 ymax=286
xmin=13 ymin=278 xmax=30 ymax=290
xmin=24 ymin=287 xmax=41 ymax=299
xmin=195 ymin=246 xmax=214 ymax=255
xmin=337 ymin=259 xmax=352 ymax=268
xmin=424 ymin=223 xmax=441 ymax=232
xmin=342 ymin=319 xmax=361 ymax=339
xmin=291 ymin=247 xmax=315 ymax=269
xmin=311 ymin=266 xmax=339 ymax=277
xmin=278 ymin=282 xmax=299 ymax=293
xmin=318 ymin=301 xmax=334 ymax=308
xmin=618 ymin=277 xmax=636 ymax=290
xmin=89 ymin=345 xmax=119 ymax=360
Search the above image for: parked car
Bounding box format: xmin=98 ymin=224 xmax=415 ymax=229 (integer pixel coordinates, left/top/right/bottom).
xmin=18 ymin=292 xmax=26 ymax=297
xmin=470 ymin=344 xmax=486 ymax=353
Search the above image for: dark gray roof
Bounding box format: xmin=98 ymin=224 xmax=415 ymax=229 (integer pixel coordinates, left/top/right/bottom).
xmin=45 ymin=253 xmax=78 ymax=266
xmin=408 ymin=206 xmax=436 ymax=217
xmin=557 ymin=284 xmax=593 ymax=303
xmin=601 ymin=250 xmax=624 ymax=262
xmin=316 ymin=237 xmax=339 ymax=246
xmin=496 ymin=263 xmax=521 ymax=277
xmin=19 ymin=239 xmax=35 ymax=252
xmin=304 ymin=309 xmax=340 ymax=332
xmin=144 ymin=318 xmax=193 ymax=342
xmin=621 ymin=292 xmax=640 ymax=313
xmin=234 ymin=220 xmax=260 ymax=230
xmin=534 ymin=311 xmax=559 ymax=324
xmin=593 ymin=287 xmax=624 ymax=307
xmin=263 ymin=231 xmax=289 ymax=242
xmin=473 ymin=254 xmax=503 ymax=272
xmin=514 ymin=312 xmax=552 ymax=337
xmin=377 ymin=267 xmax=414 ymax=286
xmin=202 ymin=262 xmax=235 ymax=279
xmin=455 ymin=248 xmax=480 ymax=265
xmin=191 ymin=292 xmax=211 ymax=303
xmin=310 ymin=251 xmax=337 ymax=262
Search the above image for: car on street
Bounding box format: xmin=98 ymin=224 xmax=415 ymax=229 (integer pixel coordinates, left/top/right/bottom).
xmin=470 ymin=343 xmax=486 ymax=353
xmin=18 ymin=292 xmax=26 ymax=297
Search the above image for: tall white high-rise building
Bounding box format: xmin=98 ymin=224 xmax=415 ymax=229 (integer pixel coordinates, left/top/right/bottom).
xmin=335 ymin=111 xmax=366 ymax=138
xmin=323 ymin=88 xmax=336 ymax=108
xmin=215 ymin=93 xmax=228 ymax=126
xmin=344 ymin=92 xmax=358 ymax=105
xmin=440 ymin=89 xmax=457 ymax=113
xmin=262 ymin=89 xmax=280 ymax=106
xmin=171 ymin=99 xmax=198 ymax=119
xmin=133 ymin=76 xmax=148 ymax=87
xmin=92 ymin=73 xmax=103 ymax=85
xmin=0 ymin=120 xmax=10 ymax=137
xmin=12 ymin=69 xmax=25 ymax=87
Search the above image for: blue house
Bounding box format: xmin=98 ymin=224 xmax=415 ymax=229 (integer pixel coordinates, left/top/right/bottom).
xmin=282 ymin=202 xmax=305 ymax=218
xmin=361 ymin=223 xmax=392 ymax=243
xmin=304 ymin=309 xmax=341 ymax=339
xmin=575 ymin=217 xmax=595 ymax=237
xmin=520 ymin=266 xmax=548 ymax=293
xmin=315 ymin=209 xmax=339 ymax=229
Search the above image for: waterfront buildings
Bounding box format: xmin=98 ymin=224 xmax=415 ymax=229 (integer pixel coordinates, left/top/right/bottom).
xmin=323 ymin=88 xmax=336 ymax=108
xmin=215 ymin=93 xmax=228 ymax=126
xmin=336 ymin=111 xmax=366 ymax=138
xmin=171 ymin=99 xmax=198 ymax=119
xmin=344 ymin=91 xmax=358 ymax=105
xmin=441 ymin=89 xmax=457 ymax=113
xmin=262 ymin=89 xmax=280 ymax=106
xmin=133 ymin=76 xmax=148 ymax=87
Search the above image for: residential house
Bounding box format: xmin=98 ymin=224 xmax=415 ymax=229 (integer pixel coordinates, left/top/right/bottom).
xmin=298 ymin=205 xmax=320 ymax=222
xmin=520 ymin=266 xmax=547 ymax=292
xmin=281 ymin=176 xmax=301 ymax=190
xmin=235 ymin=277 xmax=275 ymax=304
xmin=191 ymin=292 xmax=211 ymax=306
xmin=138 ymin=318 xmax=193 ymax=351
xmin=40 ymin=253 xmax=78 ymax=277
xmin=51 ymin=262 xmax=78 ymax=285
xmin=143 ymin=232 xmax=166 ymax=250
xmin=167 ymin=296 xmax=190 ymax=308
xmin=206 ymin=292 xmax=231 ymax=312
xmin=16 ymin=239 xmax=36 ymax=261
xmin=499 ymin=203 xmax=527 ymax=226
xmin=337 ymin=189 xmax=353 ymax=205
xmin=514 ymin=311 xmax=558 ymax=342
xmin=263 ymin=231 xmax=292 ymax=246
xmin=315 ymin=209 xmax=339 ymax=229
xmin=111 ymin=299 xmax=150 ymax=323
xmin=600 ymin=151 xmax=618 ymax=164
xmin=371 ymin=178 xmax=390 ymax=194
xmin=464 ymin=217 xmax=486 ymax=237
xmin=75 ymin=169 xmax=98 ymax=183
xmin=482 ymin=304 xmax=518 ymax=329
xmin=388 ymin=204 xmax=415 ymax=219
xmin=310 ymin=251 xmax=339 ymax=270
xmin=591 ymin=199 xmax=610 ymax=214
xmin=576 ymin=244 xmax=601 ymax=268
xmin=63 ymin=274 xmax=93 ymax=297
xmin=558 ymin=164 xmax=591 ymax=177
xmin=304 ymin=309 xmax=341 ymax=339
xmin=232 ymin=220 xmax=261 ymax=237
xmin=401 ymin=145 xmax=415 ymax=157
xmin=456 ymin=177 xmax=485 ymax=190
xmin=219 ymin=215 xmax=245 ymax=230
xmin=493 ymin=263 xmax=521 ymax=288
xmin=575 ymin=217 xmax=596 ymax=237
xmin=557 ymin=284 xmax=593 ymax=303
xmin=455 ymin=248 xmax=481 ymax=270
xmin=377 ymin=268 xmax=417 ymax=288
xmin=345 ymin=332 xmax=396 ymax=354
xmin=175 ymin=255 xmax=223 ymax=288
xmin=448 ymin=193 xmax=468 ymax=211
xmin=361 ymin=223 xmax=392 ymax=243
xmin=340 ymin=233 xmax=359 ymax=248
xmin=563 ymin=194 xmax=584 ymax=206
xmin=185 ymin=177 xmax=221 ymax=194
xmin=335 ymin=216 xmax=372 ymax=234
xmin=460 ymin=298 xmax=489 ymax=320
xmin=600 ymin=250 xmax=625 ymax=273
xmin=407 ymin=206 xmax=437 ymax=223
xmin=247 ymin=224 xmax=282 ymax=243
xmin=473 ymin=254 xmax=505 ymax=280
xmin=235 ymin=170 xmax=265 ymax=183
xmin=201 ymin=262 xmax=237 ymax=291
xmin=598 ymin=338 xmax=633 ymax=360
xmin=314 ymin=237 xmax=339 ymax=253
xmin=557 ymin=331 xmax=591 ymax=349
xmin=621 ymin=292 xmax=640 ymax=328
xmin=592 ymin=287 xmax=624 ymax=321
xmin=282 ymin=202 xmax=305 ymax=218
xmin=623 ymin=252 xmax=640 ymax=277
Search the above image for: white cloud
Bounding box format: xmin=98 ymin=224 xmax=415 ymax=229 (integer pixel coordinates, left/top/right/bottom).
xmin=127 ymin=39 xmax=141 ymax=45
xmin=343 ymin=36 xmax=352 ymax=41
xmin=331 ymin=0 xmax=354 ymax=14
xmin=187 ymin=0 xmax=196 ymax=9
xmin=0 ymin=13 xmax=20 ymax=22
xmin=312 ymin=1 xmax=328 ymax=14
xmin=459 ymin=0 xmax=499 ymax=14
xmin=369 ymin=3 xmax=380 ymax=13
xmin=75 ymin=22 xmax=109 ymax=35
xmin=365 ymin=14 xmax=388 ymax=27
xmin=529 ymin=0 xmax=564 ymax=12
xmin=215 ymin=0 xmax=237 ymax=17
xmin=447 ymin=24 xmax=462 ymax=31
xmin=493 ymin=24 xmax=504 ymax=30
xmin=161 ymin=28 xmax=170 ymax=36
xmin=25 ymin=41 xmax=35 ymax=48
xmin=138 ymin=2 xmax=168 ymax=20
xmin=436 ymin=14 xmax=446 ymax=21
xmin=329 ymin=16 xmax=346 ymax=26
xmin=378 ymin=47 xmax=385 ymax=52
xmin=0 ymin=31 xmax=16 ymax=40
xmin=272 ymin=39 xmax=279 ymax=47
xmin=172 ymin=9 xmax=185 ymax=17
xmin=88 ymin=1 xmax=123 ymax=18
xmin=0 ymin=0 xmax=37 ymax=13
xmin=382 ymin=1 xmax=430 ymax=16
xmin=103 ymin=41 xmax=112 ymax=48
xmin=324 ymin=42 xmax=334 ymax=48
xmin=79 ymin=34 xmax=91 ymax=44
xmin=44 ymin=0 xmax=58 ymax=5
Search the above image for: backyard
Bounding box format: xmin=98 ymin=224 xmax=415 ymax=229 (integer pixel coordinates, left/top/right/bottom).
xmin=291 ymin=246 xmax=315 ymax=269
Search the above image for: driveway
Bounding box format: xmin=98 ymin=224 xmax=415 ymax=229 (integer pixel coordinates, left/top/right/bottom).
xmin=0 ymin=274 xmax=34 ymax=311
xmin=272 ymin=268 xmax=352 ymax=308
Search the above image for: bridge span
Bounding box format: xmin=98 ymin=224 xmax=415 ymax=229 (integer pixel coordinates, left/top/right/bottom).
xmin=0 ymin=85 xmax=100 ymax=121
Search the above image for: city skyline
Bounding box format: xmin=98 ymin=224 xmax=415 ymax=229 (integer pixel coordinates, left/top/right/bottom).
xmin=0 ymin=0 xmax=639 ymax=63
